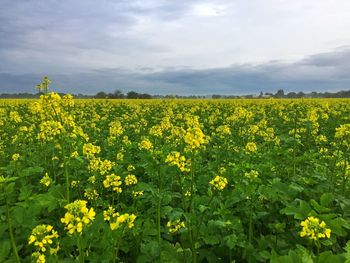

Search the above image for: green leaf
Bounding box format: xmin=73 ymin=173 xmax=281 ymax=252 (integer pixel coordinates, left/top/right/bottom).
xmin=310 ymin=199 xmax=330 ymax=214
xmin=0 ymin=240 xmax=11 ymax=262
xmin=317 ymin=251 xmax=342 ymax=263
xmin=20 ymin=166 xmax=44 ymax=177
xmin=344 ymin=241 xmax=350 ymax=263
xmin=224 ymin=234 xmax=238 ymax=249
xmin=18 ymin=185 xmax=32 ymax=201
xmin=320 ymin=193 xmax=334 ymax=207
xmin=203 ymin=234 xmax=220 ymax=245
xmin=281 ymin=200 xmax=312 ymax=219
xmin=4 ymin=182 xmax=15 ymax=194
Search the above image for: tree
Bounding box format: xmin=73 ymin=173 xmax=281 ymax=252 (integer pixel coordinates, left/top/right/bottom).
xmin=113 ymin=90 xmax=124 ymax=99
xmin=95 ymin=91 xmax=107 ymax=98
xmin=127 ymin=91 xmax=139 ymax=99
xmin=286 ymin=92 xmax=297 ymax=98
xmin=274 ymin=89 xmax=285 ymax=98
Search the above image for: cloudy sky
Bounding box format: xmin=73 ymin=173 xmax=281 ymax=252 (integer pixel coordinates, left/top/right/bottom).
xmin=1 ymin=0 xmax=350 ymax=95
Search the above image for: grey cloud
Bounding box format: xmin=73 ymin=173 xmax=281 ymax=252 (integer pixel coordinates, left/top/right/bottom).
xmin=1 ymin=47 xmax=350 ymax=95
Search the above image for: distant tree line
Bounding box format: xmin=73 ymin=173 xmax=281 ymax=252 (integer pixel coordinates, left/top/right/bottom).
xmin=94 ymin=90 xmax=152 ymax=99
xmin=1 ymin=88 xmax=350 ymax=99
xmin=212 ymin=89 xmax=350 ymax=99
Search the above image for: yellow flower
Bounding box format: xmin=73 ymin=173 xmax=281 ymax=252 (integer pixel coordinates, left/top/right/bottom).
xmin=125 ymin=174 xmax=138 ymax=186
xmin=12 ymin=153 xmax=20 ymax=161
xmin=138 ymin=138 xmax=153 ymax=151
xmin=103 ymin=174 xmax=122 ymax=193
xmin=167 ymin=219 xmax=186 ymax=233
xmin=216 ymin=125 xmax=231 ymax=136
xmin=109 ymin=213 xmax=137 ymax=230
xmin=28 ymin=224 xmax=59 ymax=256
xmin=103 ymin=206 xmax=119 ymax=221
xmin=132 ymin=190 xmax=144 ymax=197
xmin=245 ymin=142 xmax=257 ymax=153
xmin=335 ymin=124 xmax=350 ymax=138
xmin=84 ymin=189 xmax=99 ymax=200
xmin=127 ymin=164 xmax=135 ymax=172
xmin=88 ymin=158 xmax=115 ymax=175
xmin=209 ymin=176 xmax=228 ymax=190
xmin=244 ymin=170 xmax=260 ymax=179
xmin=9 ymin=111 xmax=22 ymax=123
xmin=70 ymin=151 xmax=79 ymax=158
xmin=109 ymin=120 xmax=124 ymax=137
xmin=71 ymin=180 xmax=79 ymax=188
xmin=83 ymin=143 xmax=101 ymax=158
xmin=31 ymin=252 xmax=46 ymax=263
xmin=184 ymin=127 xmax=206 ymax=150
xmin=165 ymin=151 xmax=191 ymax=172
xmin=300 ymin=216 xmax=331 ymax=240
xmin=37 ymin=121 xmax=64 ymax=141
xmin=40 ymin=173 xmax=52 ymax=187
xmin=61 ymin=200 xmax=95 ymax=235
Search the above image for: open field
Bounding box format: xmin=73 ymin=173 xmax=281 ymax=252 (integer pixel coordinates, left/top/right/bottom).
xmin=1 ymin=95 xmax=350 ymax=262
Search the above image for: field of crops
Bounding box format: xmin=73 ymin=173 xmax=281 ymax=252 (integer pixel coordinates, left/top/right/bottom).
xmin=1 ymin=93 xmax=350 ymax=262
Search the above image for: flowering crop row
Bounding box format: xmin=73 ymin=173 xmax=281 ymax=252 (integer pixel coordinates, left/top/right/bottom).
xmin=1 ymin=93 xmax=350 ymax=262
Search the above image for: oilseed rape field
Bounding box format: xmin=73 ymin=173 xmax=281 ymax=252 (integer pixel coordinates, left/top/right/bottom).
xmin=1 ymin=93 xmax=350 ymax=262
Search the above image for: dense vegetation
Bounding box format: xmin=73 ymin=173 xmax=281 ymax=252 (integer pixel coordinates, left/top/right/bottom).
xmin=1 ymin=93 xmax=350 ymax=262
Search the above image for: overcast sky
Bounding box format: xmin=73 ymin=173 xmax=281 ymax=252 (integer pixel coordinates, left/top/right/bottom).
xmin=1 ymin=0 xmax=350 ymax=95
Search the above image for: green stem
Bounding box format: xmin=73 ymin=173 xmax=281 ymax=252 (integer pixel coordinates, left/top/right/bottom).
xmin=195 ymin=194 xmax=214 ymax=238
xmin=293 ymin=108 xmax=297 ymax=178
xmin=189 ymin=158 xmax=196 ymax=263
xmin=157 ymin=163 xmax=162 ymax=255
xmin=113 ymin=228 xmax=125 ymax=263
xmin=77 ymin=234 xmax=84 ymax=263
xmin=64 ymin=158 xmax=70 ymax=203
xmin=5 ymin=196 xmax=20 ymax=263
xmin=248 ymin=199 xmax=253 ymax=244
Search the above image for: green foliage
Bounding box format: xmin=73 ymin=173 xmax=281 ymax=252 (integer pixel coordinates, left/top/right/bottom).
xmin=1 ymin=94 xmax=350 ymax=262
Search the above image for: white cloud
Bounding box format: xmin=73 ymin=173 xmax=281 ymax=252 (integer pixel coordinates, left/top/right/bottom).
xmin=192 ymin=3 xmax=227 ymax=17
xmin=1 ymin=0 xmax=350 ymax=78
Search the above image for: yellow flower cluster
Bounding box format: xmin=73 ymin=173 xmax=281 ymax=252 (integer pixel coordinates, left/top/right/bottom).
xmin=103 ymin=206 xmax=119 ymax=221
xmin=209 ymin=176 xmax=228 ymax=190
xmin=335 ymin=124 xmax=350 ymax=149
xmin=12 ymin=153 xmax=20 ymax=161
xmin=61 ymin=200 xmax=95 ymax=235
xmin=110 ymin=213 xmax=137 ymax=230
xmin=244 ymin=170 xmax=260 ymax=179
xmin=37 ymin=121 xmax=64 ymax=141
xmin=103 ymin=207 xmax=137 ymax=230
xmin=335 ymin=124 xmax=350 ymax=138
xmin=88 ymin=158 xmax=115 ymax=175
xmin=103 ymin=173 xmax=123 ymax=193
xmin=300 ymin=216 xmax=331 ymax=240
xmin=28 ymin=224 xmax=59 ymax=262
xmin=138 ymin=138 xmax=153 ymax=150
xmin=127 ymin=164 xmax=135 ymax=172
xmin=167 ymin=219 xmax=186 ymax=233
xmin=31 ymin=251 xmax=46 ymax=263
xmin=9 ymin=111 xmax=22 ymax=123
xmin=215 ymin=125 xmax=231 ymax=136
xmin=84 ymin=188 xmax=99 ymax=200
xmin=125 ymin=174 xmax=138 ymax=186
xmin=83 ymin=143 xmax=101 ymax=158
xmin=40 ymin=173 xmax=52 ymax=187
xmin=245 ymin=142 xmax=257 ymax=153
xmin=165 ymin=151 xmax=191 ymax=172
xmin=184 ymin=127 xmax=206 ymax=150
xmin=109 ymin=120 xmax=124 ymax=137
xmin=132 ymin=190 xmax=144 ymax=197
